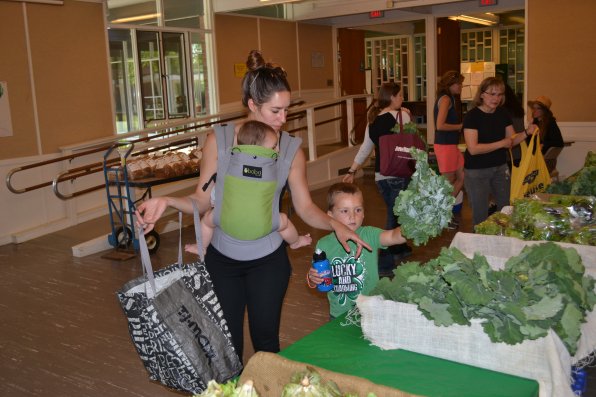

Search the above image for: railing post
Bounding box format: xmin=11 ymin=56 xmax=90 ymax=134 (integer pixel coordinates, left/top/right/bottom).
xmin=346 ymin=97 xmax=354 ymax=147
xmin=306 ymin=108 xmax=316 ymax=161
xmin=60 ymin=148 xmax=77 ymax=225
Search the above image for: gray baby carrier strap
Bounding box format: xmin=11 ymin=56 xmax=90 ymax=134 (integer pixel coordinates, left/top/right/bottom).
xmin=211 ymin=123 xmax=302 ymax=261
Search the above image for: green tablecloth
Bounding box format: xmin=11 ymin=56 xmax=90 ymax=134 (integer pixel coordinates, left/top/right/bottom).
xmin=280 ymin=316 xmax=539 ymax=397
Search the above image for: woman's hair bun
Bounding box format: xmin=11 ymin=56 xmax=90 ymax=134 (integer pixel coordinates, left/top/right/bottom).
xmin=246 ymin=50 xmax=266 ymax=72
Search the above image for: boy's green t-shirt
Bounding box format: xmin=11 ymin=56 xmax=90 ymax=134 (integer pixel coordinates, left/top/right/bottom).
xmin=315 ymin=226 xmax=385 ymax=318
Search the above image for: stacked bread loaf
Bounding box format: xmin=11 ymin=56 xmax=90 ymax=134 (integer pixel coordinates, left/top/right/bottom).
xmin=124 ymin=148 xmax=202 ymax=180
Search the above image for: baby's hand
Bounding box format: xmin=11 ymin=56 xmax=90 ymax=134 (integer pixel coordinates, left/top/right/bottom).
xmin=290 ymin=234 xmax=312 ymax=249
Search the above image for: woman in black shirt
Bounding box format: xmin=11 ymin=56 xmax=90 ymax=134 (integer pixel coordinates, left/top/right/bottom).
xmin=462 ymin=77 xmax=527 ymax=226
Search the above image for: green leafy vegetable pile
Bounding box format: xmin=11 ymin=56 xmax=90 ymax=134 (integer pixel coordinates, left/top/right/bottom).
xmin=195 ymin=369 xmax=378 ymax=397
xmin=195 ymin=379 xmax=258 ymax=397
xmin=475 ymin=195 xmax=596 ymax=245
xmin=391 ymin=121 xmax=425 ymax=138
xmin=371 ymin=243 xmax=596 ymax=354
xmin=546 ymin=151 xmax=596 ymax=196
xmin=393 ymin=148 xmax=455 ymax=246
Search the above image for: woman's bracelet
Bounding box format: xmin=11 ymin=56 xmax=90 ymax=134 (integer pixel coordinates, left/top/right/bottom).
xmin=347 ymin=169 xmax=356 ymax=175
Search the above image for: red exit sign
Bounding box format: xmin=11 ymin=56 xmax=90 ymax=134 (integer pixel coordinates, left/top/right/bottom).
xmin=369 ymin=10 xmax=384 ymax=18
xmin=479 ymin=0 xmax=498 ymax=5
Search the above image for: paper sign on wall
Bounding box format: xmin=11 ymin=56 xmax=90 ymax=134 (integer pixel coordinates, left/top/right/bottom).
xmin=311 ymin=51 xmax=325 ymax=68
xmin=471 ymin=71 xmax=484 ymax=85
xmin=234 ymin=63 xmax=247 ymax=78
xmin=460 ymin=62 xmax=496 ymax=101
xmin=484 ymin=62 xmax=496 ymax=73
xmin=0 ymin=81 xmax=13 ymax=137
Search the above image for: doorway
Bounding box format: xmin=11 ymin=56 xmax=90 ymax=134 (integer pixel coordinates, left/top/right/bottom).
xmin=109 ymin=28 xmax=209 ymax=133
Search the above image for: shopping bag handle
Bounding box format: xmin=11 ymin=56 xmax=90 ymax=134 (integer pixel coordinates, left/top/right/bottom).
xmin=509 ymin=128 xmax=540 ymax=164
xmin=136 ymin=199 xmax=204 ymax=295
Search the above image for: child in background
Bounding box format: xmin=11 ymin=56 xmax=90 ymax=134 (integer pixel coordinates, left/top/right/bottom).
xmin=308 ymin=182 xmax=407 ymax=319
xmin=185 ymin=121 xmax=311 ymax=255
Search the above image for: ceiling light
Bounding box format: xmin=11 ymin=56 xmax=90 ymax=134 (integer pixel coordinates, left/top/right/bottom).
xmin=259 ymin=0 xmax=302 ymax=3
xmin=448 ymin=14 xmax=499 ymax=26
xmin=112 ymin=13 xmax=159 ymax=24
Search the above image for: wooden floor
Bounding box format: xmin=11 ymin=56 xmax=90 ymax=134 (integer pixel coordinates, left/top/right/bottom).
xmin=0 ymin=173 xmax=594 ymax=397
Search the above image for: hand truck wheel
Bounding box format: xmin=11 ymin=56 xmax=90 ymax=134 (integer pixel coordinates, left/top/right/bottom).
xmin=114 ymin=226 xmax=133 ymax=249
xmin=145 ymin=230 xmax=160 ymax=254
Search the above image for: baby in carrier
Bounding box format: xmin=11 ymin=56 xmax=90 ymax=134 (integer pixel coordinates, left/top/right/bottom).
xmin=185 ymin=120 xmax=312 ymax=255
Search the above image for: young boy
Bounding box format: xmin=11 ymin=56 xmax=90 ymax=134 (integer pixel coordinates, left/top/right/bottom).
xmin=308 ymin=182 xmax=406 ymax=318
xmin=185 ymin=120 xmax=311 ymax=255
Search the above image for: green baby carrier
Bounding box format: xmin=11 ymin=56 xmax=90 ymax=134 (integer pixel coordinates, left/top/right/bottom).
xmin=209 ymin=123 xmax=302 ymax=260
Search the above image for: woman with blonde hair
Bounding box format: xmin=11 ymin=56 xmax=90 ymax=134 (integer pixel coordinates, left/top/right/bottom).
xmin=462 ymin=77 xmax=527 ymax=226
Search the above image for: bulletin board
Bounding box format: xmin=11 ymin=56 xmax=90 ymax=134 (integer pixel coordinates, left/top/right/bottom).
xmin=460 ymin=62 xmax=495 ymax=101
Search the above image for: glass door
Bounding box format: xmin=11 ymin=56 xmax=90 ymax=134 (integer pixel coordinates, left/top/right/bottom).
xmin=136 ymin=30 xmax=190 ymax=126
xmin=109 ymin=29 xmax=141 ymax=133
xmin=137 ymin=31 xmax=165 ymax=123
xmin=162 ymin=32 xmax=189 ymax=119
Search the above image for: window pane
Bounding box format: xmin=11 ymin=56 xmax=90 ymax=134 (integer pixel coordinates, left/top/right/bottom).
xmin=137 ymin=31 xmax=165 ymax=121
xmin=163 ymin=0 xmax=204 ymax=29
xmin=108 ymin=29 xmax=141 ymax=133
xmin=190 ymin=32 xmax=208 ymax=115
xmin=162 ymin=32 xmax=189 ymax=119
xmin=107 ymin=0 xmax=158 ymax=26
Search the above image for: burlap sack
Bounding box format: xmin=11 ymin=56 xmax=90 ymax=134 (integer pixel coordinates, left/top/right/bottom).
xmin=239 ymin=352 xmax=422 ymax=397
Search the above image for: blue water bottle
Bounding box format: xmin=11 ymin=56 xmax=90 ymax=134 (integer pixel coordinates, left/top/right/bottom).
xmin=571 ymin=367 xmax=587 ymax=396
xmin=312 ymin=249 xmax=333 ymax=292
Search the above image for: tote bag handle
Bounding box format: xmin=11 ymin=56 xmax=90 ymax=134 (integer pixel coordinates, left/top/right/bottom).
xmin=395 ymin=108 xmax=404 ymax=133
xmin=137 ymin=199 xmax=204 ymax=294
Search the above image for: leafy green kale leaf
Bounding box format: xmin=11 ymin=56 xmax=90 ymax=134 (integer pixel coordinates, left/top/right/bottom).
xmin=370 ymin=243 xmax=596 ymax=354
xmin=393 ymin=149 xmax=455 ymax=246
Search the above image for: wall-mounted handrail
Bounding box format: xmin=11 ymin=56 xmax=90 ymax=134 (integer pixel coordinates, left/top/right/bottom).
xmin=349 ymin=99 xmax=376 ymax=145
xmin=7 ymin=115 xmax=226 ymax=195
xmin=7 ymin=95 xmax=372 ymax=200
xmin=51 ymin=135 xmax=203 ymax=200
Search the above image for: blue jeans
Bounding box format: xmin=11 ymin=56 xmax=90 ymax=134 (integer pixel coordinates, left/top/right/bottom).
xmin=464 ymin=164 xmax=511 ymax=227
xmin=376 ymin=177 xmax=409 ymax=271
xmin=376 ymin=177 xmax=409 ymax=229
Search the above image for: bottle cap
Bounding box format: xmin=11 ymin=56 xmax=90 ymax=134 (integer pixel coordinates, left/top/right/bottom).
xmin=313 ymin=248 xmax=326 ymax=261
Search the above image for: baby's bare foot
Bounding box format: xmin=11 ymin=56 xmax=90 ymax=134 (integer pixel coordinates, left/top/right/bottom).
xmin=290 ymin=234 xmax=312 ymax=249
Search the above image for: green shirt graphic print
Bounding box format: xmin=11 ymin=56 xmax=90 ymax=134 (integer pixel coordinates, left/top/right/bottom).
xmin=315 ymin=226 xmax=384 ymax=318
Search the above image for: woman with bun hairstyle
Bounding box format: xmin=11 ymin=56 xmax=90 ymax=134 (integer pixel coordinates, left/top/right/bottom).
xmin=136 ymin=50 xmax=370 ymax=360
xmin=433 ymin=71 xmax=465 ymax=203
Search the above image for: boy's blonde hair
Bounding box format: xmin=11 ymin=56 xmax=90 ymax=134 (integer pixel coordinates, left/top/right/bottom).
xmin=327 ymin=182 xmax=362 ymax=211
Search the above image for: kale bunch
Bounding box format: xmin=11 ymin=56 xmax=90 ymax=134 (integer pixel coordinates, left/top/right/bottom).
xmin=393 ymin=148 xmax=455 ymax=246
xmin=372 ymin=243 xmax=596 ymax=354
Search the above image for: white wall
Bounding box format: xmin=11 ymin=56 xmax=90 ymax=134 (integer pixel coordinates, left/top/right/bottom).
xmin=557 ymin=122 xmax=596 ymax=180
xmin=0 ymin=149 xmax=199 ymax=246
